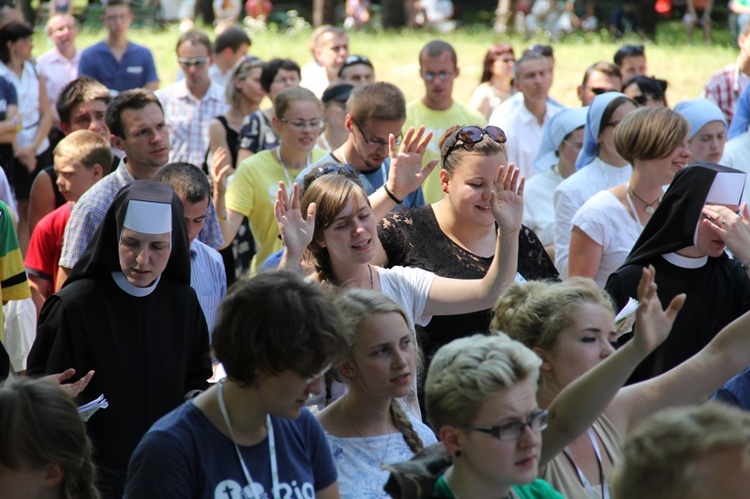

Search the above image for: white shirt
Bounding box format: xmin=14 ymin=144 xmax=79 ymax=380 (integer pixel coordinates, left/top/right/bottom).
xmin=0 ymin=61 xmax=49 ymax=154
xmin=553 ymin=157 xmax=632 ymax=279
xmin=489 ymin=93 xmax=565 ymax=180
xmin=37 ymin=46 xmax=81 ymax=106
xmin=300 ymin=61 xmax=329 ymax=99
xmin=523 ymin=166 xmax=563 ymax=247
xmin=721 ymin=131 xmax=750 ymax=203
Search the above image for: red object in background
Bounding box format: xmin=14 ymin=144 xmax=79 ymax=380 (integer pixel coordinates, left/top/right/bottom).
xmin=656 ymin=0 xmax=672 ymax=17
xmin=246 ymin=0 xmax=273 ymax=18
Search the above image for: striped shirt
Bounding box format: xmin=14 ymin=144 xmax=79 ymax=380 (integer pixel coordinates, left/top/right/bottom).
xmin=189 ymin=239 xmax=226 ymax=339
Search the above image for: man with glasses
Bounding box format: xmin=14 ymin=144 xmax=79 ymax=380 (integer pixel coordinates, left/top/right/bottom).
xmin=78 ymin=0 xmax=158 ymax=93
xmin=155 ymin=30 xmax=228 ymax=166
xmin=404 ymin=40 xmax=485 ymax=204
xmin=577 ymin=62 xmax=622 ymax=106
xmin=489 ymin=51 xmax=565 ymax=181
xmin=702 ymin=19 xmax=750 ymax=125
xmin=613 ymin=44 xmax=647 ymax=81
xmin=296 ymin=81 xmax=425 ymax=208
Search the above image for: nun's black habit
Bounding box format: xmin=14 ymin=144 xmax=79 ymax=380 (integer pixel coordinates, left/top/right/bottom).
xmin=605 ymin=163 xmax=750 ymax=383
xmin=28 ymin=181 xmax=211 ymax=497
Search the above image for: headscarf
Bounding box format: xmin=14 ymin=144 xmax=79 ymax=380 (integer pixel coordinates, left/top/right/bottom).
xmin=66 ymin=180 xmax=191 ymax=287
xmin=674 ymin=98 xmax=727 ymax=140
xmin=534 ymin=107 xmax=588 ymax=172
xmin=728 ymin=84 xmax=750 ymax=140
xmin=575 ymin=92 xmax=630 ymax=170
xmin=621 ymin=163 xmax=746 ymax=268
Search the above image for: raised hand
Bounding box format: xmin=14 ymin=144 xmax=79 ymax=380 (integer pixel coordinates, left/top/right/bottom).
xmin=44 ymin=368 xmax=95 ymax=399
xmin=274 ymin=181 xmax=315 ymax=260
xmin=490 ymin=163 xmax=524 ymax=234
xmin=631 ymin=265 xmax=685 ymax=356
xmin=385 ymin=125 xmax=439 ymax=201
xmin=210 ymin=147 xmax=232 ymax=198
xmin=702 ymin=203 xmax=750 ymax=264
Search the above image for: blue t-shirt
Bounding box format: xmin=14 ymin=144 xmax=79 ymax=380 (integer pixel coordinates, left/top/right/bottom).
xmin=0 ymin=76 xmax=17 ymax=121
xmin=78 ymin=41 xmax=158 ymax=93
xmin=124 ymin=401 xmax=337 ymax=498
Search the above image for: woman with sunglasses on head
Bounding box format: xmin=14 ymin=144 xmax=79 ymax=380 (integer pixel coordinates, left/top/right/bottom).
xmin=468 ymin=44 xmax=516 ymax=120
xmin=235 ymin=58 xmax=301 ymax=168
xmin=317 ymin=289 xmax=437 ymax=498
xmin=375 ymin=125 xmax=556 ymax=391
xmin=553 ymin=92 xmax=638 ymax=278
xmin=568 ymin=107 xmax=691 ymax=287
xmin=218 ymin=86 xmax=328 ymax=275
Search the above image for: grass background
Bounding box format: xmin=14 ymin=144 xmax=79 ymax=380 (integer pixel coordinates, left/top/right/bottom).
xmin=30 ymin=17 xmax=741 ymax=108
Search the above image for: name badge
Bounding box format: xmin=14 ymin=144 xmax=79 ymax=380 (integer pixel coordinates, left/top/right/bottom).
xmin=126 ymin=66 xmax=143 ymax=74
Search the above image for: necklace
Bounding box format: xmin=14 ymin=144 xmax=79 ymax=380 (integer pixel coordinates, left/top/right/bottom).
xmin=626 ymin=181 xmax=660 ymax=215
xmin=343 ymin=400 xmax=392 ymax=470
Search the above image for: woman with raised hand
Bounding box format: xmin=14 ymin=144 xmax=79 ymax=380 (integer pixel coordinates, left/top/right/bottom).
xmin=318 ymin=289 xmax=437 ymax=498
xmin=568 ymin=107 xmax=691 ymax=287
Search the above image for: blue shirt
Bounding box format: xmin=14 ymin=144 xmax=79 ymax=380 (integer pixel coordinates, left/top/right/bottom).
xmin=78 ymin=41 xmax=158 ymax=92
xmin=0 ymin=75 xmax=17 ymax=121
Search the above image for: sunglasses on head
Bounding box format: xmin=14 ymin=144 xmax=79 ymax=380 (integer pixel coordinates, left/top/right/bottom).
xmin=526 ymin=44 xmax=554 ymax=57
xmin=341 ymin=55 xmax=373 ymax=69
xmin=312 ymin=163 xmax=359 ymax=180
xmin=441 ymin=126 xmax=507 ymax=164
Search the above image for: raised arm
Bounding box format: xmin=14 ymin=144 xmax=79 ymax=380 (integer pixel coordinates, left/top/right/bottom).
xmin=275 ymin=181 xmax=315 ymax=271
xmin=422 ymin=164 xmax=523 ymax=317
xmin=210 ymin=147 xmax=243 ymax=250
xmin=539 ymin=266 xmax=685 ymax=467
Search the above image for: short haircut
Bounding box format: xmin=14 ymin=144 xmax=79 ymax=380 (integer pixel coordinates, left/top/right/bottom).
xmin=348 ymin=82 xmax=405 ymax=124
xmin=0 ymin=379 xmax=99 ymax=499
xmin=57 ymin=76 xmax=111 ymax=128
xmin=214 ymin=25 xmax=251 ymax=53
xmin=513 ymin=51 xmax=547 ymax=80
xmin=438 ymin=125 xmax=507 ymax=176
xmin=54 ymin=130 xmax=113 ymax=170
xmin=105 ymin=89 xmax=163 ymax=139
xmin=622 ymin=75 xmax=668 ymax=104
xmin=226 ymin=57 xmax=265 ymax=107
xmin=581 ymin=61 xmax=622 ymax=87
xmin=308 ymin=25 xmax=347 ymax=52
xmin=419 ymin=40 xmax=457 ymax=67
xmin=212 ymin=270 xmax=347 ymax=385
xmin=176 ymin=29 xmax=212 ymax=54
xmin=480 ymin=43 xmax=514 ymax=83
xmin=273 ymin=86 xmax=321 ymax=120
xmin=260 ymin=58 xmax=301 ymax=93
xmin=612 ymin=402 xmax=750 ymax=499
xmin=614 ymin=106 xmax=688 ymax=163
xmin=0 ymin=21 xmax=32 ymax=63
xmin=155 ymin=162 xmax=210 ymax=204
xmin=614 ymin=44 xmax=645 ymax=66
xmin=491 ymin=277 xmax=614 ymax=354
xmin=104 ymin=0 xmax=129 ymax=11
xmin=426 ymin=333 xmax=541 ymax=431
xmin=46 ymin=13 xmax=76 ymax=35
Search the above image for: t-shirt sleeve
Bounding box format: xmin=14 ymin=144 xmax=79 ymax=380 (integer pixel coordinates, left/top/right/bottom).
xmin=385 ymin=266 xmax=437 ymax=327
xmin=2 ymin=77 xmax=17 ymax=106
xmin=124 ymin=428 xmax=196 ymax=498
xmin=302 ymin=410 xmax=338 ymax=491
xmin=571 ymin=197 xmax=607 ymax=247
xmin=0 ymin=203 xmax=30 ymax=302
xmin=25 ymin=214 xmax=56 ymax=280
xmin=226 ymin=159 xmax=256 ymax=217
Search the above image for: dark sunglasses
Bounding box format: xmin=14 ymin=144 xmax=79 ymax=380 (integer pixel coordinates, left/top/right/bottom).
xmin=590 ymin=87 xmax=616 ymax=96
xmin=312 ymin=163 xmax=358 ymax=179
xmin=441 ymin=126 xmax=507 ymax=164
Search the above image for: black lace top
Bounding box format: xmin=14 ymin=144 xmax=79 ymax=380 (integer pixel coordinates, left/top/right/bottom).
xmin=378 ymin=205 xmax=559 ymax=363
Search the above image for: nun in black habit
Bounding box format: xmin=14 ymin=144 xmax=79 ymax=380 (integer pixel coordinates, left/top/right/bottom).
xmin=605 ymin=163 xmax=750 ymax=384
xmin=28 ymin=180 xmax=212 ymax=497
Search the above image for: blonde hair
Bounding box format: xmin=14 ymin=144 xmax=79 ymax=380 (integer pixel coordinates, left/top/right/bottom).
xmin=301 ymin=174 xmax=370 ymax=285
xmin=614 ymin=106 xmax=689 ymax=164
xmin=490 ymin=278 xmax=614 ymax=352
xmin=53 ymin=129 xmax=113 ymax=171
xmin=426 ymin=333 xmax=541 ymax=431
xmin=226 ymin=58 xmax=265 ymax=108
xmin=334 ymin=289 xmax=425 ymax=453
xmin=612 ymin=402 xmax=750 ymax=499
xmin=274 ymin=86 xmax=322 ymax=121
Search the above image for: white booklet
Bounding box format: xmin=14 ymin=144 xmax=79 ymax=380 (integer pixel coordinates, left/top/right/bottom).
xmin=78 ymin=394 xmax=109 ymax=422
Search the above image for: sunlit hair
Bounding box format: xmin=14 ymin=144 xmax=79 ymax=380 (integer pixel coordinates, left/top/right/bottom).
xmin=581 ymin=61 xmax=622 ymax=87
xmin=614 ymin=106 xmax=689 ymax=164
xmin=438 ymin=124 xmax=507 ymax=176
xmin=212 ymin=270 xmax=348 ymax=386
xmin=308 ymin=25 xmax=347 ymax=52
xmin=419 ymin=40 xmax=457 ymax=67
xmin=0 ymin=379 xmax=100 ymax=499
xmin=226 ymin=57 xmax=265 ymax=108
xmin=155 ymin=162 xmax=210 ymax=204
xmin=301 ymin=174 xmax=371 ymax=285
xmin=480 ymin=43 xmax=514 ymax=83
xmin=348 ymin=82 xmax=406 ymax=124
xmin=273 ymin=86 xmax=321 ymax=121
xmin=491 ymin=278 xmax=614 ymax=353
xmin=512 ymin=51 xmax=546 ymax=80
xmin=333 ymin=289 xmax=425 ymax=452
xmin=54 ymin=129 xmax=113 ymax=171
xmin=176 ymin=29 xmax=211 ymax=54
xmin=426 ymin=333 xmax=541 ymax=431
xmin=612 ymin=402 xmax=750 ymax=499
xmin=105 ymin=89 xmax=163 ymax=139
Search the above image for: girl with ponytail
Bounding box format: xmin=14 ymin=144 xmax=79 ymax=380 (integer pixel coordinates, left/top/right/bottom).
xmin=317 ymin=289 xmax=437 ymax=498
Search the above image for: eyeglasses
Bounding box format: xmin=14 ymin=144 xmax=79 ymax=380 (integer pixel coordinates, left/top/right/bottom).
xmin=589 ymin=87 xmax=615 ymax=96
xmin=422 ymin=71 xmax=454 ymax=81
xmin=280 ymin=118 xmax=325 ymax=131
xmin=352 ymin=119 xmax=402 ymax=148
xmin=441 ymin=125 xmax=507 ymax=163
xmin=461 ymin=409 xmax=549 ymax=441
xmin=178 ymin=56 xmax=210 ymax=68
xmin=311 ymin=163 xmax=358 ymax=179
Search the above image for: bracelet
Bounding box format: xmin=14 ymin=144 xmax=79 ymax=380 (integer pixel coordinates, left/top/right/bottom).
xmin=383 ymin=184 xmax=402 ymax=204
xmin=218 ymin=213 xmax=227 ymax=221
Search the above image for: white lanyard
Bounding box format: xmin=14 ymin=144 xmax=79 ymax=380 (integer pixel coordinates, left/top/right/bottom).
xmin=562 ymin=428 xmax=610 ymax=499
xmin=217 ymin=380 xmax=280 ymax=499
xmin=276 ymin=146 xmax=310 ymax=190
xmin=624 ymin=182 xmax=646 ymax=231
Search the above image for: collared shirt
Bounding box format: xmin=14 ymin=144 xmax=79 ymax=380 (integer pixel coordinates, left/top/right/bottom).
xmin=0 ymin=61 xmax=49 ymax=154
xmin=78 ymin=41 xmax=159 ymax=93
xmin=155 ymin=80 xmax=229 ymax=167
xmin=490 ymin=93 xmax=566 ymax=180
xmin=702 ymin=62 xmax=750 ymax=127
xmin=37 ymin=46 xmax=81 ymax=106
xmin=189 ymin=239 xmax=225 ymax=339
xmin=60 ymin=159 xmax=224 ymax=269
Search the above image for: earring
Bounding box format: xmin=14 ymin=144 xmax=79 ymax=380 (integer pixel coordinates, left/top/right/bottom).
xmin=454 ymin=450 xmax=462 ymax=458
xmin=442 ymin=185 xmax=448 ymax=192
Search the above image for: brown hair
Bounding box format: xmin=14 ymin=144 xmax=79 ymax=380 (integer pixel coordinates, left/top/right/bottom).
xmin=614 ymin=106 xmax=689 ymax=164
xmin=56 ymin=77 xmax=111 ymax=129
xmin=438 ymin=124 xmax=507 ymax=176
xmin=480 ymin=43 xmax=515 ymax=83
xmin=273 ymin=86 xmax=321 ymax=120
xmin=53 ymin=129 xmax=113 ymax=171
xmin=348 ymin=82 xmax=406 ymax=124
xmin=105 ymin=89 xmax=163 ymax=139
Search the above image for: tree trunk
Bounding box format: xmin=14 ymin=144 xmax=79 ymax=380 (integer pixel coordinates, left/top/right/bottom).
xmin=638 ymin=0 xmax=657 ymax=38
xmin=494 ymin=0 xmax=517 ymax=33
xmin=382 ymin=0 xmax=406 ymax=27
xmin=313 ymin=0 xmax=336 ymax=26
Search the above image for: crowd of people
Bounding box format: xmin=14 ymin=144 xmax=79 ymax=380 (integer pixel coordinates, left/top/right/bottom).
xmin=3 ymin=0 xmax=750 ymax=497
